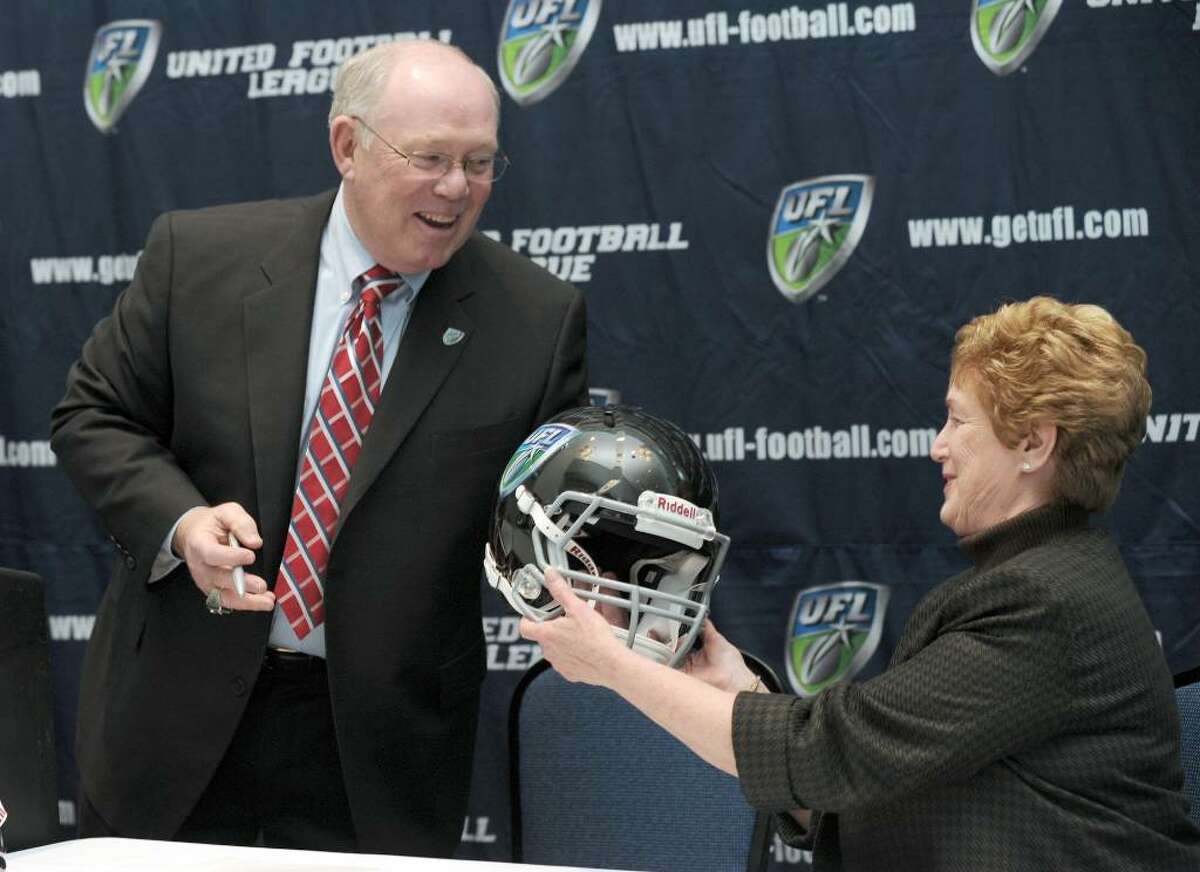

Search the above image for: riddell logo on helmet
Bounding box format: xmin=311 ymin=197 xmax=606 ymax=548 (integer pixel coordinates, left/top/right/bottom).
xmin=655 ymin=495 xmax=700 ymax=520
xmin=639 ymin=491 xmax=712 ymax=529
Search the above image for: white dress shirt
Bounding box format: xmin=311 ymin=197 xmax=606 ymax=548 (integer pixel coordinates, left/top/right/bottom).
xmin=154 ymin=185 xmax=429 ymax=658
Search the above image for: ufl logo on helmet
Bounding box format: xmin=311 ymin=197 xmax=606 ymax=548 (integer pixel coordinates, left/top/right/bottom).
xmin=498 ymin=423 xmax=578 ymax=497
xmin=785 ymin=581 xmax=890 ymax=697
xmin=970 ymin=0 xmax=1062 ymax=75
xmin=767 ymin=175 xmax=874 ymax=304
xmin=84 ymin=19 xmax=162 ymax=134
xmin=497 ymin=0 xmax=601 ymax=106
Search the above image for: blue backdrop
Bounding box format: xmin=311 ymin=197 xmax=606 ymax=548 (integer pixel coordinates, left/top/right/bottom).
xmin=2 ymin=2 xmax=1198 ymax=868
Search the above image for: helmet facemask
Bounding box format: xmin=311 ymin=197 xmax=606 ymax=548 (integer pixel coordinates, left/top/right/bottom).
xmin=485 ymin=484 xmax=729 ymax=667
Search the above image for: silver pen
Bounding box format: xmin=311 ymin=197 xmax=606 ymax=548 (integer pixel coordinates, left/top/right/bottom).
xmin=228 ymin=532 xmax=247 ymax=598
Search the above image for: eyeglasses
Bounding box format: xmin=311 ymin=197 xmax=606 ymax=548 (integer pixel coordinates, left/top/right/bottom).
xmin=352 ymin=116 xmax=509 ymax=183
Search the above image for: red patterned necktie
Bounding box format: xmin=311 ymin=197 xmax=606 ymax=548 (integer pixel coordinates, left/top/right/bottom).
xmin=273 ymin=265 xmax=404 ymax=638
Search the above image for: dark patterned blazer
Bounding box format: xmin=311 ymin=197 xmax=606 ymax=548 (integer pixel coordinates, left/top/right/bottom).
xmin=50 ymin=190 xmax=587 ymax=856
xmin=733 ymin=503 xmax=1200 ymax=871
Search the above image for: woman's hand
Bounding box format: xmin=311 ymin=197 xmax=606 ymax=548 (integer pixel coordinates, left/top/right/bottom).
xmin=519 ymin=568 xmax=637 ymax=688
xmin=685 ymin=620 xmax=761 ymax=693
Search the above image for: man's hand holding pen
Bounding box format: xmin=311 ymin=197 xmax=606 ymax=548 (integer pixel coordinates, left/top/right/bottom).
xmin=173 ymin=502 xmax=275 ymax=614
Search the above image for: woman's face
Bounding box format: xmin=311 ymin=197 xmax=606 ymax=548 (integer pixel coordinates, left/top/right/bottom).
xmin=930 ymin=379 xmax=1034 ymax=537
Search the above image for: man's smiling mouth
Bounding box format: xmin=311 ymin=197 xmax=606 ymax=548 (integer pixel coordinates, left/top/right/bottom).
xmin=417 ymin=211 xmax=457 ymax=229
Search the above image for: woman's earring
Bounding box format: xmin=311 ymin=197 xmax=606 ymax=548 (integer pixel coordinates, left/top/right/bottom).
xmin=1022 ymin=461 xmax=1032 ymax=472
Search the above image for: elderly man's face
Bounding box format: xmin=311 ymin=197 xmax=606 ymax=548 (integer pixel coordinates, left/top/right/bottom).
xmin=930 ymin=380 xmax=1031 ymax=537
xmin=339 ymin=56 xmax=497 ymax=274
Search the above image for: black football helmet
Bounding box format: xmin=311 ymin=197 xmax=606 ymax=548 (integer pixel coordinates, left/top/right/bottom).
xmin=484 ymin=405 xmax=728 ymax=667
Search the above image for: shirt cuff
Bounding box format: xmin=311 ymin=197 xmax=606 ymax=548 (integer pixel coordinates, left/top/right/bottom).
xmin=149 ymin=506 xmax=202 ymax=582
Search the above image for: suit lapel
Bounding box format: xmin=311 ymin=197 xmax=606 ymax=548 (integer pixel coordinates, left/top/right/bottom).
xmin=245 ymin=191 xmax=335 ymax=572
xmin=337 ymin=239 xmax=484 ymax=528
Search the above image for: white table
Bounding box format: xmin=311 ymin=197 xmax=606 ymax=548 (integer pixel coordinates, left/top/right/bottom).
xmin=7 ymin=837 xmax=618 ymax=871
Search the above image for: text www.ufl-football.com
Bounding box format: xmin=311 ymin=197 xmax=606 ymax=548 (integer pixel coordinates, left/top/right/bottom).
xmin=691 ymin=425 xmax=936 ymax=462
xmin=612 ymin=3 xmax=916 ymax=52
xmin=691 ymin=414 xmax=1200 ymax=463
xmin=908 ymin=206 xmax=1150 ymax=249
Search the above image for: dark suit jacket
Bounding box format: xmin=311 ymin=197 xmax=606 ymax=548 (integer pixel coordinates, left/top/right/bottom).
xmin=733 ymin=503 xmax=1200 ymax=870
xmin=49 ymin=190 xmax=587 ymax=856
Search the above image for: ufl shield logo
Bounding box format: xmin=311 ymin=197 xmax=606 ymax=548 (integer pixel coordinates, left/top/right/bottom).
xmin=498 ymin=423 xmax=577 ymax=497
xmin=84 ymin=19 xmax=162 ymax=134
xmin=786 ymin=581 xmax=890 ymax=697
xmin=970 ymin=0 xmax=1062 ymax=76
xmin=498 ymin=0 xmax=601 ymax=106
xmin=768 ymin=175 xmax=874 ymax=303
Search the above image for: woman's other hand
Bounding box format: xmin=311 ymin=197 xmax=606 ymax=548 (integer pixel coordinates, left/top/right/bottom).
xmin=686 ymin=620 xmax=762 ymax=693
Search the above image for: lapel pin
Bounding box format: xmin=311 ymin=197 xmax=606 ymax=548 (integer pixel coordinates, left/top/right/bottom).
xmin=442 ymin=327 xmax=466 ymax=346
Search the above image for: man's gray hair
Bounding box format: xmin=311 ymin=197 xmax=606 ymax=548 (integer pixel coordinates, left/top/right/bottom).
xmin=329 ymin=40 xmax=500 ymax=145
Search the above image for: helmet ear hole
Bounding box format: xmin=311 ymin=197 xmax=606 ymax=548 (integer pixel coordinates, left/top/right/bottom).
xmin=635 ymin=562 xmax=666 ymax=588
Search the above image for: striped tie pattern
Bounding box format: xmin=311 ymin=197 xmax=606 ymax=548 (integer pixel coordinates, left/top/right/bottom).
xmin=273 ymin=265 xmax=405 ymax=638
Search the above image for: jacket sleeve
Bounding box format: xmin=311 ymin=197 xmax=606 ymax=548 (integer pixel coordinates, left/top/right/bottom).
xmin=50 ymin=212 xmax=207 ymax=575
xmin=733 ymin=566 xmax=1075 ymax=813
xmin=532 ymin=285 xmax=588 ymax=421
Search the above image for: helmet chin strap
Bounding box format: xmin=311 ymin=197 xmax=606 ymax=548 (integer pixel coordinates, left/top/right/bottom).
xmin=610 ymin=627 xmax=676 ymax=665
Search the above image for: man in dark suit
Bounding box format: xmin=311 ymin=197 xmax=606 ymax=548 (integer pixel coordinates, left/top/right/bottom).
xmin=49 ymin=40 xmax=586 ymax=857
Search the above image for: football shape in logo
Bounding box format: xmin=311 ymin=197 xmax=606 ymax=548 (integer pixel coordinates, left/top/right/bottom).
xmin=767 ymin=175 xmax=874 ymax=304
xmin=512 ymin=31 xmax=557 ymax=86
xmin=970 ymin=0 xmax=1062 ymax=76
xmin=786 ymin=582 xmax=890 ymax=697
xmin=498 ymin=0 xmax=601 ymax=106
xmin=84 ymin=19 xmax=162 ymax=134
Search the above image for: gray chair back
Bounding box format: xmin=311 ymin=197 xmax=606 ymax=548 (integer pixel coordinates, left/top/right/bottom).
xmin=1176 ymin=673 xmax=1200 ymax=827
xmin=510 ymin=655 xmax=778 ymax=872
